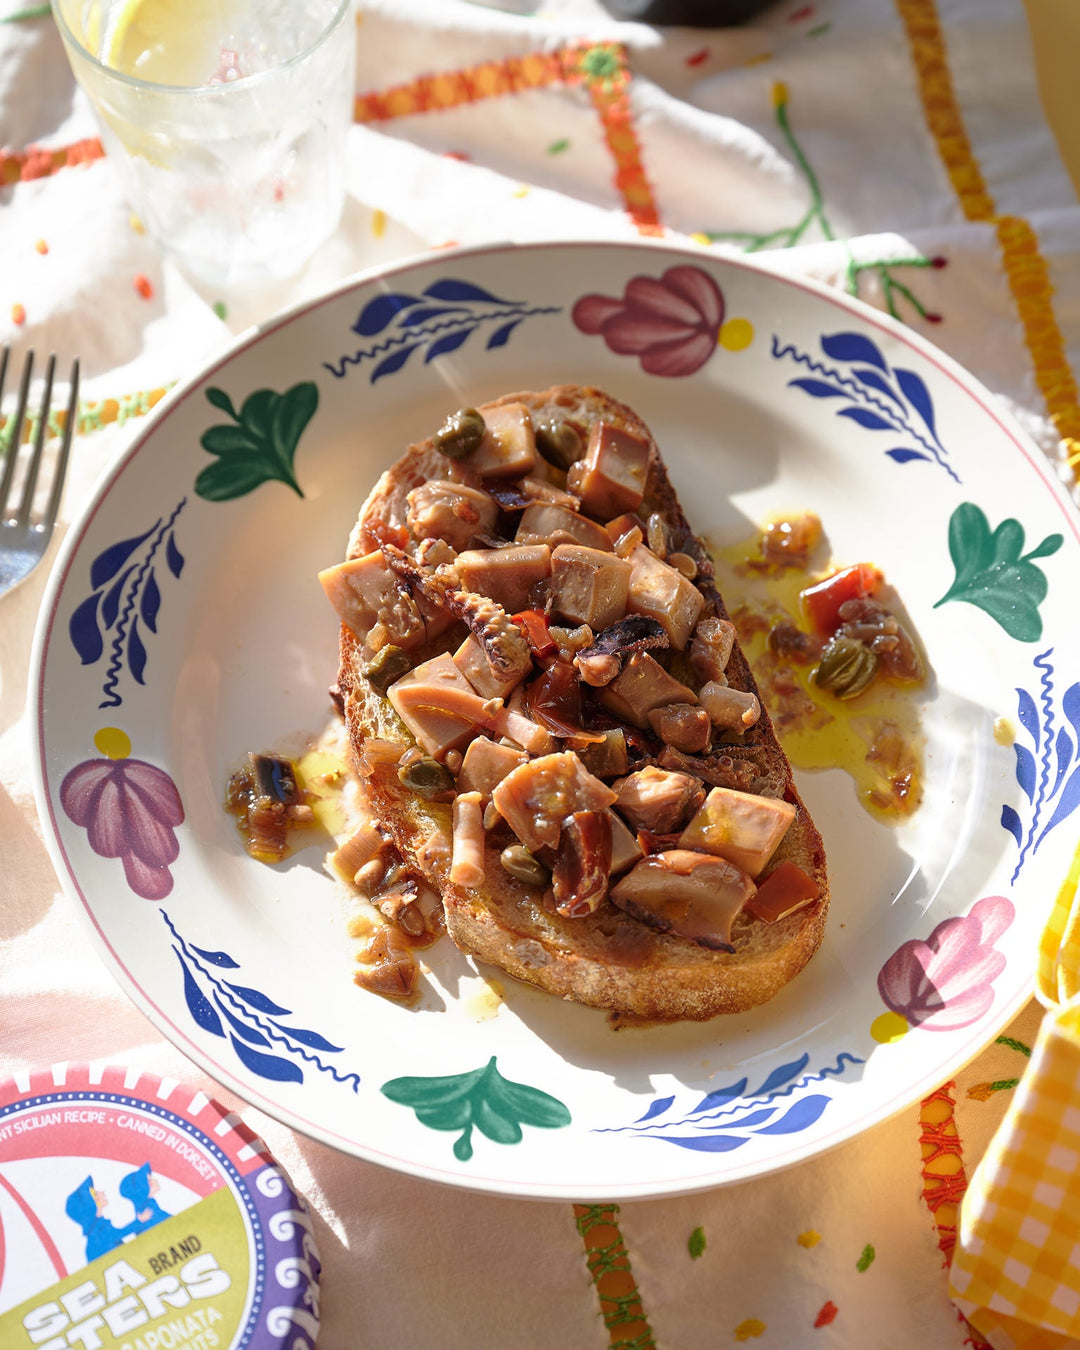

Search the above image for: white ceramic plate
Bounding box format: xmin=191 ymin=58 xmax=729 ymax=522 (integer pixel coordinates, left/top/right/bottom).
xmin=31 ymin=242 xmax=1080 ymax=1200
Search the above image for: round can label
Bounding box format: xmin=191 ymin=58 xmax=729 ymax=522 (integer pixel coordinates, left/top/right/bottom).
xmin=0 ymin=1064 xmax=320 ymax=1350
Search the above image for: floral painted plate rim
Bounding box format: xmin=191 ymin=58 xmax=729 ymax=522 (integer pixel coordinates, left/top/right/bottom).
xmin=28 ymin=239 xmax=1080 ymax=1200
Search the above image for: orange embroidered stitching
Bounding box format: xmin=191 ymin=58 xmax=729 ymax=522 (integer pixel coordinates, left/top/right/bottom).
xmin=354 ymin=43 xmax=662 ymax=234
xmin=918 ymin=1081 xmax=968 ymax=1265
xmin=573 ymin=1204 xmax=656 ymax=1350
xmin=895 ymin=0 xmax=1080 ymax=478
xmin=0 ymin=137 xmax=104 ymax=185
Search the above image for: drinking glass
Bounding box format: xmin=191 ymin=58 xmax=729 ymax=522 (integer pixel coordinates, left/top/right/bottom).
xmin=51 ymin=0 xmax=356 ymax=288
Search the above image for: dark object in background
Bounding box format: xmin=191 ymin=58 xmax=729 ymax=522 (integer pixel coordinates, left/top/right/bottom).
xmin=599 ymin=0 xmax=775 ymax=24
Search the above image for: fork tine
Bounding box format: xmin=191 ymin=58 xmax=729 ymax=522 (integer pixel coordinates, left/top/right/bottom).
xmin=42 ymin=359 xmax=80 ymax=530
xmin=0 ymin=348 xmax=32 ymax=518
xmin=14 ymin=352 xmax=56 ymax=529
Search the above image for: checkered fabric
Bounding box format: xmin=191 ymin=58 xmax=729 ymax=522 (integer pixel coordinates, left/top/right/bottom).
xmin=951 ymin=840 xmax=1080 ymax=1350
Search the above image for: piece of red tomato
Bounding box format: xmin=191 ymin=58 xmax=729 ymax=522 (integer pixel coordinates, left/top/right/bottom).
xmin=799 ymin=563 xmax=882 ymax=636
xmin=511 ymin=608 xmax=558 ymax=659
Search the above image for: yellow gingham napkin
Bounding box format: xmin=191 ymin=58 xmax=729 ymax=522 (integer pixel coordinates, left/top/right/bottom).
xmin=950 ymin=840 xmax=1080 ymax=1349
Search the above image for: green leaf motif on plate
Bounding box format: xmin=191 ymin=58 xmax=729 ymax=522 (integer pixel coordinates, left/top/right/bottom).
xmin=934 ymin=502 xmax=1062 ymax=642
xmin=381 ymin=1056 xmax=571 ymax=1162
xmin=195 ymin=381 xmax=318 ymax=501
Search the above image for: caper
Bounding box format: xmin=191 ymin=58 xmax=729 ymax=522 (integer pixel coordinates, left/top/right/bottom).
xmin=397 ymin=757 xmax=456 ymax=799
xmin=534 ymin=417 xmax=584 ymax=471
xmin=813 ymin=635 xmax=878 ymax=700
xmin=362 ymin=644 xmax=412 ymax=694
xmin=499 ymin=843 xmax=550 ymax=888
xmin=433 ymin=407 xmax=486 ymax=460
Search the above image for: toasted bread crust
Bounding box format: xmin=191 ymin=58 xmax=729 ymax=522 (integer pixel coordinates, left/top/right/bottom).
xmin=336 ymin=386 xmax=829 ymax=1021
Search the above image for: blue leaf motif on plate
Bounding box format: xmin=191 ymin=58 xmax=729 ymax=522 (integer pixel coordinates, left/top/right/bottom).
xmin=352 ymin=292 xmax=422 ymax=337
xmin=772 ymin=334 xmax=958 ymax=481
xmin=229 ymin=1035 xmax=304 ymax=1084
xmin=191 ymin=945 xmax=240 ymax=969
xmin=164 ymin=913 xmax=360 ymax=1091
xmin=425 ymin=329 xmax=471 ymax=363
xmin=1004 ymin=650 xmax=1080 ymax=879
xmin=594 ymin=1051 xmax=863 ymax=1149
xmin=72 ymin=500 xmax=189 ymax=710
xmin=176 ymin=952 xmax=224 ymax=1038
xmin=788 ymin=378 xmax=847 ymax=399
xmin=89 ymin=525 xmax=157 ymax=590
xmin=69 ymin=593 xmax=103 ymax=665
xmin=837 ymin=407 xmax=894 ymax=431
xmin=225 ymin=983 xmax=291 ymax=1016
xmin=820 ymin=332 xmax=888 ymax=370
xmin=894 ymin=367 xmax=937 ymax=436
xmin=1001 ymin=804 xmax=1023 ymax=846
xmin=327 ymin=277 xmax=561 ymax=384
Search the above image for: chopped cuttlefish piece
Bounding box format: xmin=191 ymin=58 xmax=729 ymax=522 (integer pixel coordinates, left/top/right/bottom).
xmin=453 ymin=633 xmax=531 ymax=702
xmin=319 ymin=551 xmax=425 ymax=648
xmin=515 ymin=502 xmax=614 ymax=552
xmin=610 ymin=850 xmax=756 ymax=951
xmin=456 ymin=736 xmax=528 ymax=798
xmin=387 ymin=654 xmax=491 ymax=759
xmin=548 ymin=544 xmax=632 ymax=631
xmin=450 ymin=791 xmax=486 ymax=887
xmin=690 ymin=616 xmax=737 ymax=684
xmin=679 ymin=786 xmax=797 ymax=879
xmin=455 ymin=544 xmax=552 ymax=615
xmin=625 ymin=545 xmax=704 ymax=651
xmin=613 ymin=766 xmax=704 ymax=835
xmin=568 ymin=422 xmax=650 ymax=520
xmin=469 ymin=402 xmax=538 ymax=479
xmin=648 ymin=703 xmax=712 ymax=754
xmin=606 ymin=808 xmax=644 ymax=876
xmin=491 ymin=751 xmax=616 ymax=855
xmin=599 ymin=652 xmax=697 ymax=730
xmin=406 ymin=480 xmax=498 ymax=552
xmin=699 ymin=681 xmax=761 ymax=731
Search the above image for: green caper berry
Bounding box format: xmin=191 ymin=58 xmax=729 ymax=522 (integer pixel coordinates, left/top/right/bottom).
xmin=398 ymin=757 xmax=456 ymax=799
xmin=813 ymin=636 xmax=878 ymax=700
xmin=362 ymin=644 xmax=412 ymax=695
xmin=499 ymin=844 xmax=550 ymax=888
xmin=433 ymin=407 xmax=486 ymax=461
xmin=534 ymin=417 xmax=584 ymax=471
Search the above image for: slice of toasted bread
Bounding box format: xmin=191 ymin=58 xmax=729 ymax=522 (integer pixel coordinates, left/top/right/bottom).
xmin=334 ymin=386 xmax=828 ymax=1021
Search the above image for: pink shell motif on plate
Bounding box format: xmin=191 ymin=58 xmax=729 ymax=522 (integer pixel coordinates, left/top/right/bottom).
xmin=877 ymin=895 xmax=1015 ymax=1032
xmin=60 ymin=756 xmax=184 ymax=901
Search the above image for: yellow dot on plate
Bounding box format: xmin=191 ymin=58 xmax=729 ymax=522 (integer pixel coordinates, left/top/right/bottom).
xmin=371 ymin=208 xmax=386 ymax=239
xmin=797 ymin=1230 xmax=821 ymax=1248
xmin=94 ymin=727 xmax=131 ymax=761
xmin=129 ymin=213 xmax=145 ymax=235
xmin=871 ymin=1011 xmax=909 ymax=1044
xmin=690 ymin=231 xmax=712 ymax=247
xmin=720 ymin=317 xmax=754 ymax=351
xmin=513 ymin=184 xmax=530 ymax=198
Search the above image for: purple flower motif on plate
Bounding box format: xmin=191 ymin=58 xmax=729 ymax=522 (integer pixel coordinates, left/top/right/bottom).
xmin=572 ymin=265 xmax=725 ymax=376
xmin=877 ymin=895 xmax=1014 ymax=1032
xmin=61 ymin=754 xmax=184 ymax=901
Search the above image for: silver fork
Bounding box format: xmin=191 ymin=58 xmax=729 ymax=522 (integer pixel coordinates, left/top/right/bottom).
xmin=0 ymin=347 xmax=80 ymax=596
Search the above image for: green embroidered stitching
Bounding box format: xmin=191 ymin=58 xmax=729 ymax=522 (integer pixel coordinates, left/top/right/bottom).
xmin=996 ymin=1035 xmax=1032 ymax=1057
xmin=856 ymin=1243 xmax=875 ymax=1272
xmin=702 ymin=83 xmax=943 ymax=326
xmin=688 ymin=1226 xmax=706 ymax=1259
xmin=576 ymin=1204 xmax=613 ymax=1237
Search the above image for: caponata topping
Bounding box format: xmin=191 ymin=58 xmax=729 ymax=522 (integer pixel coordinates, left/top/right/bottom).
xmin=434 ymin=407 xmax=486 ymax=460
xmin=500 ymin=844 xmax=550 ymax=888
xmin=534 ymin=416 xmax=585 ymax=470
xmin=363 ymin=644 xmax=413 ymax=694
xmin=646 ymin=512 xmax=668 ymax=559
xmin=760 ymin=512 xmax=822 ymax=567
xmin=397 ymin=756 xmax=456 ymax=798
xmin=813 ymin=635 xmax=878 ymax=699
xmin=667 ymin=551 xmax=697 ymax=580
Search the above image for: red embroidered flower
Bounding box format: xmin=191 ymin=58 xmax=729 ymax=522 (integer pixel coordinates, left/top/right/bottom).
xmin=572 ymin=265 xmax=724 ymax=377
xmin=61 ymin=757 xmax=184 ymax=901
xmin=877 ymin=895 xmax=1014 ymax=1031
